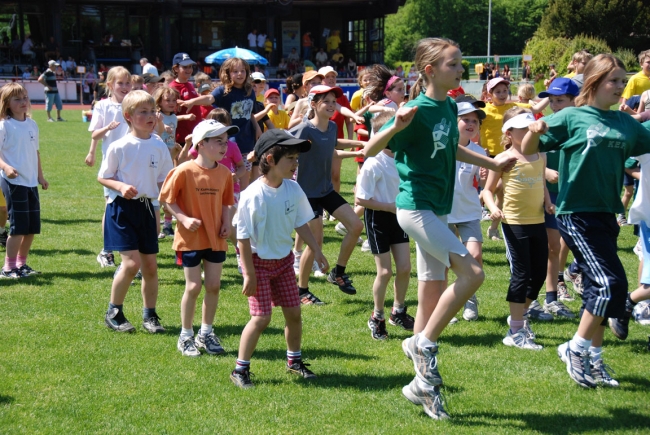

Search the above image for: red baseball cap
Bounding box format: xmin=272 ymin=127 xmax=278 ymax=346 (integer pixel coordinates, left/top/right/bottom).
xmin=264 ymin=88 xmax=280 ymax=99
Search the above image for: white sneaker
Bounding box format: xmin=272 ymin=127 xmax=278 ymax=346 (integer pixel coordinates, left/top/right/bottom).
xmin=293 ymin=250 xmax=302 ymax=276
xmin=481 ymin=209 xmax=492 ymax=221
xmin=335 ymin=222 xmax=348 ymax=236
xmin=486 ymin=227 xmax=500 ymax=241
xmin=543 ymin=300 xmax=575 ymax=318
xmin=329 ymin=214 xmax=337 ymax=221
xmin=322 ymin=211 xmax=330 ymax=221
xmin=633 ymin=239 xmax=643 ymax=261
xmin=503 ymin=328 xmax=543 ymax=350
xmin=448 ymin=317 xmax=459 ymax=325
xmin=633 ymin=300 xmax=650 ymax=325
xmin=312 ymin=260 xmax=326 ymax=278
xmin=507 ymin=315 xmax=535 ymax=340
xmin=361 ymin=239 xmax=371 ymax=252
xmin=463 ymin=294 xmax=479 ymax=321
xmin=177 ymin=335 xmax=201 ymax=357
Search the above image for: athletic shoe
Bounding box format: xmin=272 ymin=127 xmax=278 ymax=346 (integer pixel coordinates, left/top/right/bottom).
xmin=47 ymin=118 xmax=55 ymax=122
xmin=17 ymin=264 xmax=40 ymax=276
xmin=563 ymin=268 xmax=583 ymax=296
xmin=356 ymin=237 xmax=364 ymax=246
xmin=0 ymin=230 xmax=7 ymax=247
xmin=293 ymin=250 xmax=301 ymax=276
xmin=361 ymin=240 xmax=371 ymax=252
xmin=507 ymin=315 xmax=535 ymax=340
xmin=448 ymin=317 xmax=459 ymax=325
xmin=300 ymin=291 xmax=324 ymax=305
xmin=557 ymin=281 xmax=574 ymax=302
xmin=142 ymin=314 xmax=165 ymax=333
xmin=617 ymin=213 xmax=628 ymax=226
xmin=402 ymin=378 xmax=449 ymax=420
xmin=322 ymin=211 xmax=330 ymax=221
xmin=502 ymin=328 xmax=543 ymax=350
xmin=134 ymin=269 xmax=142 ymax=280
xmin=389 ymin=307 xmax=415 ymax=331
xmin=633 ymin=239 xmax=643 ymax=261
xmin=157 ymin=231 xmax=166 ymax=239
xmin=463 ymin=294 xmax=479 ymax=321
xmin=335 ymin=222 xmax=348 ymax=236
xmin=287 ymin=360 xmax=317 ymax=378
xmin=57 ymin=118 xmax=66 ymax=122
xmin=177 ymin=335 xmax=201 ymax=357
xmin=591 ymin=359 xmax=619 ymax=388
xmin=368 ymin=316 xmax=388 ymax=340
xmin=327 ymin=271 xmax=357 ymax=295
xmin=402 ymin=334 xmax=443 ymax=386
xmin=0 ymin=268 xmax=24 ymax=279
xmin=329 ymin=214 xmax=337 ymax=221
xmin=481 ymin=209 xmax=491 ymax=221
xmin=557 ymin=341 xmax=596 ymax=388
xmin=195 ymin=332 xmax=225 ymax=355
xmin=230 ymin=369 xmax=254 ymax=388
xmin=633 ymin=300 xmax=650 ymax=325
xmin=312 ymin=260 xmax=326 ymax=278
xmin=486 ymin=227 xmax=500 ymax=241
xmin=526 ymin=300 xmax=554 ymax=321
xmin=105 ymin=308 xmax=135 ymax=333
xmin=236 ymin=254 xmax=243 ymax=274
xmin=543 ymin=300 xmax=575 ymax=318
xmin=608 ymin=317 xmax=630 ymax=340
xmin=97 ymin=251 xmax=116 ymax=268
xmin=162 ymin=225 xmax=174 ymax=237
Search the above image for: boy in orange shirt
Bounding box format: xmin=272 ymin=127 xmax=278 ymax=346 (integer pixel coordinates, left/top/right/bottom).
xmin=159 ymin=119 xmax=237 ymax=357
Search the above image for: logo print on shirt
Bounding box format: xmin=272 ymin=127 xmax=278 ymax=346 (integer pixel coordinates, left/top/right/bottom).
xmin=230 ymin=99 xmax=254 ymax=120
xmin=150 ymin=154 xmax=158 ymax=169
xmin=285 ymin=200 xmax=295 ymax=215
xmin=431 ymin=118 xmax=451 ymax=159
xmin=582 ymin=123 xmax=610 ymax=155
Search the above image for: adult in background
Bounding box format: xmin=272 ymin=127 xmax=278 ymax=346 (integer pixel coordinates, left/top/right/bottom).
xmin=257 ymin=31 xmax=267 ymax=57
xmin=302 ymin=31 xmax=313 ymax=61
xmin=315 ymin=48 xmax=328 ymax=68
xmin=22 ymin=33 xmax=35 ymax=60
xmin=140 ymin=58 xmax=158 ymax=76
xmin=38 ymin=60 xmax=65 ymax=122
xmin=247 ymin=29 xmax=258 ymax=53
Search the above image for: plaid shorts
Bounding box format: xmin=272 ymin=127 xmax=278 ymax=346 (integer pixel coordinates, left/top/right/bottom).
xmin=248 ymin=252 xmax=300 ymax=316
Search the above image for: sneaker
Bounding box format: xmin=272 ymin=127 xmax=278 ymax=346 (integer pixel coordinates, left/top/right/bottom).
xmin=633 ymin=239 xmax=643 ymax=261
xmin=335 ymin=222 xmax=348 ymax=236
xmin=526 ymin=300 xmax=554 ymax=321
xmin=177 ymin=335 xmax=201 ymax=357
xmin=402 ymin=378 xmax=449 ymax=420
xmin=356 ymin=237 xmax=364 ymax=246
xmin=591 ymin=359 xmax=619 ymax=388
xmin=57 ymin=118 xmax=66 ymax=122
xmin=502 ymin=328 xmax=543 ymax=350
xmin=402 ymin=334 xmax=443 ymax=386
xmin=481 ymin=209 xmax=491 ymax=221
xmin=507 ymin=315 xmax=535 ymax=340
xmin=312 ymin=260 xmax=326 ymax=278
xmin=327 ymin=271 xmax=357 ymax=295
xmin=448 ymin=317 xmax=459 ymax=325
xmin=361 ymin=240 xmax=371 ymax=252
xmin=557 ymin=341 xmax=596 ymax=388
xmin=368 ymin=316 xmax=388 ymax=340
xmin=97 ymin=251 xmax=116 ymax=268
xmin=322 ymin=211 xmax=330 ymax=221
xmin=47 ymin=118 xmax=55 ymax=122
xmin=463 ymin=294 xmax=479 ymax=321
xmin=134 ymin=269 xmax=142 ymax=280
xmin=162 ymin=225 xmax=174 ymax=237
xmin=105 ymin=308 xmax=136 ymax=333
xmin=633 ymin=300 xmax=650 ymax=325
xmin=557 ymin=281 xmax=574 ymax=302
xmin=230 ymin=369 xmax=254 ymax=388
xmin=563 ymin=268 xmax=583 ymax=296
xmin=287 ymin=360 xmax=317 ymax=378
xmin=617 ymin=213 xmax=628 ymax=226
xmin=486 ymin=227 xmax=500 ymax=241
xmin=0 ymin=230 xmax=7 ymax=247
xmin=195 ymin=332 xmax=225 ymax=355
xmin=293 ymin=250 xmax=301 ymax=276
xmin=608 ymin=317 xmax=630 ymax=340
xmin=389 ymin=307 xmax=415 ymax=331
xmin=18 ymin=264 xmax=41 ymax=276
xmin=543 ymin=300 xmax=575 ymax=318
xmin=142 ymin=314 xmax=165 ymax=333
xmin=329 ymin=214 xmax=337 ymax=221
xmin=0 ymin=268 xmax=24 ymax=279
xmin=157 ymin=231 xmax=166 ymax=239
xmin=300 ymin=291 xmax=325 ymax=305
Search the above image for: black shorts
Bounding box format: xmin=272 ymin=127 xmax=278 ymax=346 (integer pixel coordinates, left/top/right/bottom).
xmin=623 ymin=172 xmax=635 ymax=187
xmin=544 ymin=191 xmax=558 ymax=230
xmin=364 ymin=209 xmax=409 ymax=254
xmin=176 ymin=249 xmax=226 ymax=267
xmin=308 ymin=190 xmax=348 ymax=219
xmin=0 ymin=178 xmax=40 ymax=235
xmin=104 ymin=196 xmax=158 ymax=254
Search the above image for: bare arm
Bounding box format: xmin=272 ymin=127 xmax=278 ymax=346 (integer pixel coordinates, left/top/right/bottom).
xmin=178 ymin=95 xmax=214 ymax=112
xmin=481 ymin=168 xmax=504 ymax=220
xmin=97 ymin=177 xmax=138 ymax=199
xmin=238 ymin=239 xmax=257 ymax=296
xmin=336 ymin=138 xmax=364 ymax=150
xmin=295 ymin=223 xmax=329 ymax=273
xmin=363 ymin=106 xmax=418 ymax=158
xmin=85 ymin=139 xmax=99 ymax=167
xmin=37 ymin=152 xmax=49 ymax=190
xmin=529 ymin=97 xmax=549 ymax=114
xmin=355 ymin=196 xmax=396 ymax=213
xmin=456 ymin=145 xmax=516 ymax=172
xmin=166 ymin=201 xmax=202 ymax=232
xmin=521 ymin=120 xmax=548 ymax=155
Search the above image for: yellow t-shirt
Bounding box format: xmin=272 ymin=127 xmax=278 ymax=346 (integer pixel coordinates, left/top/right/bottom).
xmin=326 ymin=35 xmax=341 ymax=52
xmin=350 ymin=89 xmax=364 ymax=112
xmin=256 ymin=94 xmax=264 ymax=103
xmin=564 ymin=72 xmax=576 ymax=78
xmin=480 ymin=102 xmax=531 ymax=156
xmin=622 ymin=71 xmax=650 ymax=100
xmin=501 ymin=154 xmax=545 ymax=225
xmin=267 ymin=109 xmax=290 ymax=130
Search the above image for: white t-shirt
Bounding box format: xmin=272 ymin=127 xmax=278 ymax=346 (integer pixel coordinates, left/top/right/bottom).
xmin=629 ymin=154 xmax=649 ymax=224
xmin=236 ymin=179 xmax=314 ymax=260
xmin=142 ymin=63 xmax=158 ymax=76
xmin=448 ymin=141 xmax=485 ymax=223
xmin=98 ymin=133 xmax=173 ymax=203
xmin=356 ymin=151 xmax=399 ymax=204
xmin=247 ymin=33 xmax=257 ymax=48
xmin=257 ymin=34 xmax=267 ymax=48
xmin=0 ymin=117 xmax=39 ymax=187
xmin=89 ymin=98 xmax=130 ymax=156
xmin=370 ymin=100 xmax=398 ymax=136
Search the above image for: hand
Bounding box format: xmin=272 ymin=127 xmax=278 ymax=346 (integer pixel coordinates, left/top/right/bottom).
xmin=184 ymin=134 xmax=193 ymax=147
xmin=181 ymin=216 xmax=202 ymax=232
xmin=265 ymin=103 xmax=277 ymax=112
xmin=85 ymin=152 xmax=96 ymax=167
xmin=107 ymin=121 xmax=120 ymax=131
xmin=39 ymin=176 xmax=49 ymax=190
xmin=174 ymin=142 xmax=183 ymax=152
xmin=528 ymin=120 xmax=548 ymax=135
xmin=164 ymin=125 xmax=173 ymax=134
xmin=246 ymin=151 xmax=256 ymax=162
xmin=3 ymin=165 xmax=18 ymax=179
xmin=393 ymin=106 xmax=418 ymax=132
xmin=231 ymin=172 xmax=239 ymax=183
xmin=219 ymin=222 xmax=230 ymax=238
xmin=353 ymin=114 xmax=365 ymax=124
xmin=479 ymin=167 xmax=488 ymax=180
xmin=120 ymin=184 xmax=138 ymax=199
xmin=490 ymin=209 xmax=504 ymax=220
xmin=546 ymin=169 xmax=559 ymax=184
xmin=545 ymin=202 xmax=556 ymax=215
xmin=619 ymin=104 xmax=635 ymax=115
xmin=178 ymin=99 xmax=196 ymax=111
xmin=493 ymin=153 xmax=517 ymax=173
xmin=242 ymin=274 xmax=257 ymax=297
xmin=156 ymin=112 xmax=163 ymax=122
xmin=313 ymin=251 xmax=329 ymax=274
xmin=188 ymin=113 xmax=196 ymax=121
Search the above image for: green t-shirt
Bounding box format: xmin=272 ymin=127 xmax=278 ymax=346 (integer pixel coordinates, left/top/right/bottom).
xmin=538 ymin=106 xmax=650 ymax=214
xmin=382 ymin=94 xmax=459 ymax=214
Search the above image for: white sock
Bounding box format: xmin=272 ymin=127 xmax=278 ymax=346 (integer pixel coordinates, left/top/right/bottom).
xmin=180 ymin=328 xmax=194 ymax=339
xmin=200 ymin=323 xmax=212 ymax=335
xmin=589 ymin=346 xmax=603 ymax=362
xmin=416 ymin=333 xmax=436 ymax=350
xmin=569 ymin=333 xmax=591 ymax=352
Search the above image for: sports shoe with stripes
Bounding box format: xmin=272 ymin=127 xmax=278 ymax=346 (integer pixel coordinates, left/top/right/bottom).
xmin=230 ymin=369 xmax=254 ymax=388
xmin=402 ymin=334 xmax=443 ymax=386
xmin=526 ymin=300 xmax=554 ymax=321
xmin=557 ymin=341 xmax=595 ymax=388
xmin=195 ymin=332 xmax=225 ymax=355
xmin=402 ymin=377 xmax=449 ymax=420
xmin=177 ymin=335 xmax=200 ymax=357
xmin=287 ymin=360 xmax=317 ymax=378
xmin=300 ymin=291 xmax=325 ymax=305
xmin=368 ymin=315 xmax=388 ymax=340
xmin=591 ymin=359 xmax=619 ymax=388
xmin=563 ymin=268 xmax=583 ymax=296
xmin=327 ymin=271 xmax=357 ymax=295
xmin=543 ymin=300 xmax=575 ymax=318
xmin=389 ymin=307 xmax=415 ymax=331
xmin=503 ymin=328 xmax=543 ymax=350
xmin=557 ymin=281 xmax=574 ymax=301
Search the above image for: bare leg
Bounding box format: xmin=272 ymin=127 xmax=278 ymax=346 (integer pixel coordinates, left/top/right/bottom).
xmin=237 ymin=315 xmax=272 ymax=361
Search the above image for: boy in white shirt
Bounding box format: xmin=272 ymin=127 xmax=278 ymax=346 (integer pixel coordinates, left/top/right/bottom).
xmin=98 ymin=90 xmax=173 ymax=333
xmin=231 ymin=129 xmax=328 ymax=388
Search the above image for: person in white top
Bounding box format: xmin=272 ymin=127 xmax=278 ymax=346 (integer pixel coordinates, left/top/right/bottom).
xmin=247 ymin=29 xmax=258 ymax=50
xmin=257 ymin=32 xmax=267 ymax=55
xmin=140 ymin=58 xmax=158 ymax=76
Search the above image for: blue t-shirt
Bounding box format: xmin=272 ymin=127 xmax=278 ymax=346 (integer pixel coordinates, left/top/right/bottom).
xmin=211 ymin=86 xmax=256 ymax=153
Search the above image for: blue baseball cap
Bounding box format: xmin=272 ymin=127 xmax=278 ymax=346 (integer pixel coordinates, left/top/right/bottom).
xmin=538 ymin=78 xmax=580 ymax=98
xmin=172 ymin=52 xmax=196 ymax=66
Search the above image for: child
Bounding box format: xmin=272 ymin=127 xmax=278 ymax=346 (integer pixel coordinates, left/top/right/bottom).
xmin=169 ymin=53 xmax=203 ymax=145
xmin=363 ymin=38 xmax=516 ymax=419
xmin=142 ymin=73 xmax=164 ymax=96
xmin=231 ymin=129 xmax=328 ymax=388
xmin=98 ymin=90 xmax=174 ymax=333
xmin=366 ymin=65 xmax=406 ymax=117
xmin=87 ymin=66 xmax=132 ymax=268
xmin=251 ymin=72 xmax=267 ymax=103
xmin=621 ymin=49 xmax=650 ymax=105
xmin=284 ymin=73 xmax=304 ymax=108
xmin=262 ymin=88 xmax=289 ymax=130
xmin=131 ymin=75 xmax=144 ymax=91
xmin=350 ymin=69 xmax=370 ymax=112
xmin=517 ymin=84 xmax=535 ymax=105
xmin=356 ymin=111 xmax=413 ymax=339
xmin=159 ymin=120 xmax=236 ymax=356
xmin=522 ymin=54 xmax=650 ymax=388
xmin=0 ymin=83 xmax=48 ymax=278
xmin=197 ymin=84 xmax=214 ymax=119
xmin=483 ymin=107 xmax=548 ymax=350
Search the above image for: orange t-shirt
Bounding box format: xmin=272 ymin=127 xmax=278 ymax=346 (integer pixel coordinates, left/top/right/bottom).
xmin=159 ymin=160 xmax=234 ymax=252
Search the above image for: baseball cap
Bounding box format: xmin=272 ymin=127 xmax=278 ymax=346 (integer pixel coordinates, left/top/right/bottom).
xmin=142 ymin=73 xmax=164 ymax=84
xmin=502 ymin=112 xmax=536 ymax=133
xmin=198 ymin=83 xmax=212 ymax=94
xmin=308 ymin=85 xmax=343 ymax=99
xmin=487 ymin=77 xmax=510 ymax=93
xmin=264 ymin=88 xmax=280 ymax=99
xmin=457 ymin=101 xmax=486 ymax=120
xmin=172 ymin=52 xmax=196 ymax=66
xmin=318 ymin=66 xmax=337 ymax=77
xmin=254 ymin=129 xmax=311 ymax=160
xmin=251 ymin=72 xmax=266 ymax=82
xmin=302 ymin=70 xmax=324 ymax=84
xmin=192 ymin=120 xmax=239 ymax=146
xmin=455 ymin=94 xmax=486 ymax=108
xmin=447 ymin=86 xmax=465 ymax=99
xmin=48 ymin=60 xmax=60 ymax=67
xmin=538 ymin=77 xmax=580 ymax=98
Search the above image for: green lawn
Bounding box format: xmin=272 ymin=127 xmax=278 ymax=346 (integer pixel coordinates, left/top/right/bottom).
xmin=1 ymin=110 xmax=649 ymax=434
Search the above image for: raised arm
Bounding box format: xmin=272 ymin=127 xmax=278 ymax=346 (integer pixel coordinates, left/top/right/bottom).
xmin=363 ymin=106 xmax=417 ymax=158
xmin=521 ymin=119 xmax=549 ymax=155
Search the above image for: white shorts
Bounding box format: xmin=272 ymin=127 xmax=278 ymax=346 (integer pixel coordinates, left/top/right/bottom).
xmin=448 ymin=219 xmax=483 ymax=243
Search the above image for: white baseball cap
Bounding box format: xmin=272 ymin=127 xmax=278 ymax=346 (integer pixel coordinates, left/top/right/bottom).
xmin=318 ymin=66 xmax=337 ymax=77
xmin=192 ymin=120 xmax=239 ymax=146
xmin=502 ymin=113 xmax=536 ymax=133
xmin=251 ymin=72 xmax=266 ymax=82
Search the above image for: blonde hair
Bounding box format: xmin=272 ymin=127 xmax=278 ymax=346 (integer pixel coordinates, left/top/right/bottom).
xmin=517 ymin=84 xmax=535 ymax=101
xmin=575 ymin=54 xmax=625 ymax=107
xmin=500 ymin=107 xmax=531 ymax=150
xmin=219 ymin=58 xmax=252 ymax=96
xmin=638 ymin=49 xmax=650 ymax=64
xmin=371 ymin=111 xmax=394 ymax=133
xmin=0 ymin=82 xmax=30 ymax=119
xmin=153 ymin=86 xmax=180 ymax=111
xmin=194 ymin=72 xmax=211 ymax=87
xmin=572 ymin=50 xmax=593 ymax=65
xmin=122 ymin=90 xmax=155 ymax=128
xmin=357 ymin=69 xmax=368 ymax=88
xmin=409 ymin=38 xmax=459 ymax=100
xmin=106 ymin=66 xmax=131 ymax=97
xmin=131 ymin=75 xmax=144 ymax=86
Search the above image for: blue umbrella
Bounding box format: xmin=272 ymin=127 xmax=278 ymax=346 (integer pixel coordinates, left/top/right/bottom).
xmin=205 ymin=47 xmax=269 ymax=66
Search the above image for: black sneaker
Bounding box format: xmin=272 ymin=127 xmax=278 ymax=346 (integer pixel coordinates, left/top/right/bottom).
xmin=287 ymin=360 xmax=317 ymax=378
xmin=105 ymin=308 xmax=136 ymax=333
xmin=0 ymin=230 xmax=7 ymax=247
xmin=19 ymin=264 xmax=41 ymax=276
xmin=368 ymin=316 xmax=388 ymax=340
xmin=608 ymin=317 xmax=630 ymax=340
xmin=162 ymin=225 xmax=174 ymax=237
xmin=97 ymin=251 xmax=116 ymax=268
xmin=327 ymin=271 xmax=357 ymax=295
xmin=143 ymin=314 xmax=165 ymax=333
xmin=300 ymin=291 xmax=325 ymax=305
xmin=0 ymin=268 xmax=24 ymax=279
xmin=230 ymin=369 xmax=254 ymax=388
xmin=390 ymin=307 xmax=415 ymax=331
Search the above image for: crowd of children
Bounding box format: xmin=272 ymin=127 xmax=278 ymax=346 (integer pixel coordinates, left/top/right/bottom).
xmin=2 ymin=42 xmax=650 ymax=422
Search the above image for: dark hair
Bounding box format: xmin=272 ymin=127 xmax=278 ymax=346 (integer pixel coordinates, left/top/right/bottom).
xmin=206 ymin=107 xmax=232 ymax=126
xmin=285 ymin=73 xmax=303 ymax=95
xmin=366 ymin=64 xmax=399 ymax=102
xmin=307 ymin=91 xmax=336 ymax=120
xmin=259 ymin=145 xmax=299 ymax=175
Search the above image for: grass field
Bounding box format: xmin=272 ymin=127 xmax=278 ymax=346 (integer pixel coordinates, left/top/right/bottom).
xmin=1 ymin=109 xmax=649 ymax=434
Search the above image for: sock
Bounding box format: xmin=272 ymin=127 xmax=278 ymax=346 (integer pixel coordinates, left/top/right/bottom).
xmin=108 ymin=303 xmax=123 ymax=312
xmin=373 ymin=309 xmax=385 ymax=321
xmin=546 ymin=291 xmax=558 ymax=304
xmin=180 ymin=328 xmax=194 ymax=339
xmin=589 ymin=346 xmax=603 ymax=362
xmin=4 ymin=256 xmax=16 ymax=271
xmin=334 ymin=264 xmax=346 ymax=276
xmin=200 ymin=323 xmax=212 ymax=335
xmin=626 ymin=293 xmax=637 ymax=314
xmin=298 ymin=287 xmax=309 ymax=295
xmin=235 ymin=359 xmax=250 ymax=372
xmin=293 ymin=249 xmax=302 ymax=258
xmin=510 ymin=319 xmax=525 ymax=333
xmin=569 ymin=260 xmax=579 ymax=275
xmin=143 ymin=307 xmax=157 ymax=319
xmin=416 ymin=333 xmax=436 ymax=350
xmin=287 ymin=350 xmax=301 ymax=365
xmin=569 ymin=332 xmax=592 ymax=352
xmin=557 ymin=272 xmax=564 ymax=283
xmin=16 ymin=255 xmax=27 ymax=268
xmin=393 ymin=303 xmax=406 ymax=313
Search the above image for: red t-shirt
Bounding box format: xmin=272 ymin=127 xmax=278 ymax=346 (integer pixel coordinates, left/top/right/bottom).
xmin=169 ymin=80 xmax=203 ymax=143
xmin=331 ymin=94 xmax=352 ymax=139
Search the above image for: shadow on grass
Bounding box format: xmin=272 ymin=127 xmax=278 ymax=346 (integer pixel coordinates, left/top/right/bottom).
xmin=160 ymin=324 xmax=284 ymax=338
xmin=0 ymin=395 xmax=14 ymax=406
xmin=449 ymin=407 xmax=649 ymax=434
xmin=41 ymin=218 xmax=101 ymax=225
xmin=30 ymin=248 xmax=96 ymax=256
xmin=252 ymin=347 xmax=374 ymax=362
xmin=441 ymin=332 xmax=504 ymax=348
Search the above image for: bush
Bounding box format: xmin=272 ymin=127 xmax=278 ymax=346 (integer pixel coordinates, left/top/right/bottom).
xmin=555 ymin=35 xmax=612 ymax=75
xmin=523 ymin=34 xmax=611 ymax=78
xmin=461 ymin=59 xmax=470 ymax=80
xmin=614 ymin=47 xmax=639 ymax=72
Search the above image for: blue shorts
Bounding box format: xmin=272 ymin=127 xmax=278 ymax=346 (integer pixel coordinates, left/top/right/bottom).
xmin=639 ymin=222 xmax=650 ymax=285
xmin=0 ymin=178 xmax=40 ymax=235
xmin=176 ymin=249 xmax=226 ymax=268
xmin=623 ymin=172 xmax=635 ymax=187
xmin=45 ymin=92 xmax=62 ymax=112
xmin=104 ymin=196 xmax=158 ymax=254
xmin=544 ymin=191 xmax=558 ymax=230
